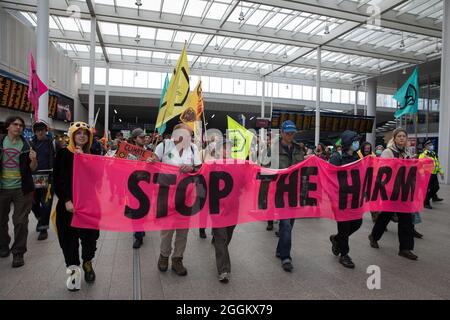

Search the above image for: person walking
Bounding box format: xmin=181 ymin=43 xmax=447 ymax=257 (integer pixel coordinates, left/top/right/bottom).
xmin=30 ymin=121 xmax=55 ymax=241
xmin=419 ymin=140 xmax=444 ymax=209
xmin=368 ymin=128 xmax=418 ymax=261
xmin=0 ymin=116 xmax=37 ymax=268
xmin=152 ymin=124 xmax=202 ymax=276
xmin=329 ymin=130 xmax=362 ymax=269
xmin=53 ymin=122 xmax=99 ymax=290
xmin=274 ymin=120 xmax=305 ymax=272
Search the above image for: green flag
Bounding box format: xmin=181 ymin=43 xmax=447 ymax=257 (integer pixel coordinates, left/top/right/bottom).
xmin=157 ymin=74 xmax=169 ymax=135
xmin=394 ymin=67 xmax=419 ymax=118
xmin=227 ymin=116 xmax=255 ymax=160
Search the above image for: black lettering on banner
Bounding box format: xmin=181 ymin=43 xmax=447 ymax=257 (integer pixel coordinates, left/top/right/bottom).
xmin=175 ymin=175 xmax=207 ymax=216
xmin=390 ymin=166 xmax=417 ymax=201
xmin=153 ymin=173 xmax=177 ymax=218
xmin=371 ymin=166 xmax=392 ymax=201
xmin=337 ymin=170 xmax=361 ymax=209
xmin=124 ymin=170 xmax=151 ymax=220
xmin=360 ymin=167 xmax=374 ymax=206
xmin=256 ymin=173 xmax=278 ymax=209
xmin=275 ymin=169 xmax=299 ymax=208
xmin=299 ymin=166 xmax=318 ymax=207
xmin=209 ymin=171 xmax=233 ymax=214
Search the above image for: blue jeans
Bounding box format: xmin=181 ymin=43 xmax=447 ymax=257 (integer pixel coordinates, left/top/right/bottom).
xmin=276 ymin=219 xmax=295 ymax=261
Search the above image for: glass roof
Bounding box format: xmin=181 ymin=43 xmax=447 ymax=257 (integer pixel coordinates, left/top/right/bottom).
xmin=11 ymin=0 xmax=444 ymax=84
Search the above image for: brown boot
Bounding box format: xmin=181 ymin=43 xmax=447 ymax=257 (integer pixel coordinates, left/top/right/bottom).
xmin=171 ymin=257 xmax=187 ymax=276
xmin=157 ymin=254 xmax=169 ymax=272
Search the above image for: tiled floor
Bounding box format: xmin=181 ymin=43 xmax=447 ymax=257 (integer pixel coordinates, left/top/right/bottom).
xmin=1 ymin=185 xmax=450 ymax=300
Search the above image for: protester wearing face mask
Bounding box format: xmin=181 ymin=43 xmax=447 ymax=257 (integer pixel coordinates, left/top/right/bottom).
xmin=368 ymin=128 xmax=419 ymax=261
xmin=329 ymin=130 xmax=362 ymax=269
xmin=419 ymin=140 xmax=444 ymax=209
xmin=375 ymin=145 xmax=384 ymax=157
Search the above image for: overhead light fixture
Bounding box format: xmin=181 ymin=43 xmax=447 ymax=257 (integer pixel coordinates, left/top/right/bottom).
xmin=135 ymin=71 xmax=138 ymax=77
xmin=113 ymin=109 xmax=117 ymax=114
xmin=118 ymin=118 xmax=122 ymax=123
xmin=135 ymin=0 xmax=142 ymax=15
xmin=211 ymin=114 xmax=215 ymax=119
xmin=400 ymin=32 xmax=405 ymax=48
xmin=324 ymin=20 xmax=330 ymax=35
xmin=237 ymin=80 xmax=241 ymax=85
xmin=286 ymin=84 xmax=289 ymax=89
xmin=135 ymin=34 xmax=141 ymax=44
xmin=238 ymin=2 xmax=245 ymax=22
xmin=402 ymin=68 xmax=407 ymax=75
xmin=250 ymin=116 xmax=255 ymax=120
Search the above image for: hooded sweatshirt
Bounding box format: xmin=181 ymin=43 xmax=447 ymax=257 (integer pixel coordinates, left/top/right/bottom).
xmin=329 ymin=130 xmax=360 ymax=166
xmin=53 ymin=122 xmax=93 ymax=203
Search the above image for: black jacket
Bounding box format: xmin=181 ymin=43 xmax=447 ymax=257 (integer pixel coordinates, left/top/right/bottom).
xmin=53 ymin=148 xmax=74 ymax=203
xmin=329 ymin=151 xmax=359 ymax=166
xmin=0 ymin=134 xmax=34 ymax=194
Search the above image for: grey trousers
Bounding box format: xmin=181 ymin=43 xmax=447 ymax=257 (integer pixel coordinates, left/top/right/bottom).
xmin=160 ymin=229 xmax=189 ymax=258
xmin=0 ymin=189 xmax=33 ymax=255
xmin=212 ymin=225 xmax=236 ymax=274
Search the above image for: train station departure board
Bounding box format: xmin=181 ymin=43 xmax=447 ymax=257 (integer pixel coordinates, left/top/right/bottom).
xmin=0 ymin=73 xmax=73 ymax=122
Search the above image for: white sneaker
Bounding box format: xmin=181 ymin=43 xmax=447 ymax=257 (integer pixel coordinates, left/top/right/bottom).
xmin=66 ymin=265 xmax=82 ymax=291
xmin=218 ymin=272 xmax=230 ymax=283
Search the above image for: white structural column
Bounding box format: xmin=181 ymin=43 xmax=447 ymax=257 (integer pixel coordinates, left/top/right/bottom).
xmin=439 ymin=0 xmax=450 ymax=184
xmin=88 ymin=15 xmax=96 ymax=127
xmin=104 ymin=63 xmax=110 ymax=138
xmin=261 ymin=76 xmax=265 ymax=118
xmin=366 ymin=79 xmax=377 ymax=148
xmin=354 ymin=85 xmax=358 ymax=115
xmin=37 ymin=0 xmax=49 ymax=123
xmin=315 ymin=46 xmax=321 ymax=147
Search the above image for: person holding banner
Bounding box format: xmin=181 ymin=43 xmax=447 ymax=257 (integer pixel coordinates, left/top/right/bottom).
xmin=368 ymin=128 xmax=419 ymax=260
xmin=205 ymin=139 xmax=236 ymax=283
xmin=30 ymin=121 xmax=55 ymax=241
xmin=0 ymin=116 xmax=37 ymax=268
xmin=329 ymin=130 xmax=362 ymax=269
xmin=53 ymin=122 xmax=99 ymax=290
xmin=129 ymin=128 xmax=153 ymax=249
xmin=151 ymin=123 xmax=202 ymax=276
xmin=274 ymin=120 xmax=305 ymax=272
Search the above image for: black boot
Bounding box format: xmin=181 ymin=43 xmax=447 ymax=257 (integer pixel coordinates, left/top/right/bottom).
xmin=199 ymin=228 xmax=207 ymax=239
xmin=266 ymin=221 xmax=274 ymax=231
xmin=83 ymin=260 xmax=96 ymax=283
xmin=413 ymin=228 xmax=423 ymax=239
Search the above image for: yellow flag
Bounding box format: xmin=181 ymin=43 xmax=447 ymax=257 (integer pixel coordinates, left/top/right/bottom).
xmin=180 ymin=80 xmax=204 ymax=132
xmin=156 ymin=46 xmax=190 ymax=128
xmin=227 ymin=116 xmax=255 ymax=160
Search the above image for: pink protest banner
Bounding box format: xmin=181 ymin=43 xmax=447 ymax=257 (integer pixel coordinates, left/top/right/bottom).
xmin=28 ymin=50 xmax=48 ymax=122
xmin=72 ymin=154 xmax=433 ymax=232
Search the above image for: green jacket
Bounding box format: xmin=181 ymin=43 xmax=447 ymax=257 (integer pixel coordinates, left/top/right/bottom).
xmin=419 ymin=149 xmax=443 ymax=175
xmin=277 ymin=139 xmax=305 ymax=169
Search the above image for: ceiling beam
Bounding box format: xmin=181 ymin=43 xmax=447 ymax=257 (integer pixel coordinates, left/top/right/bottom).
xmin=2 ymin=0 xmax=428 ymax=64
xmin=85 ymin=0 xmax=109 ymax=63
xmin=48 ymin=29 xmax=381 ymax=76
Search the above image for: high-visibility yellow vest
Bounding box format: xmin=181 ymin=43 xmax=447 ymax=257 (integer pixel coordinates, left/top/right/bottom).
xmin=419 ymin=150 xmax=443 ymax=175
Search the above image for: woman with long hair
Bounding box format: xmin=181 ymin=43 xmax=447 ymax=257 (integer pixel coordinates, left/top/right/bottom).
xmin=368 ymin=128 xmax=418 ymax=260
xmin=53 ymin=122 xmax=99 ymax=291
